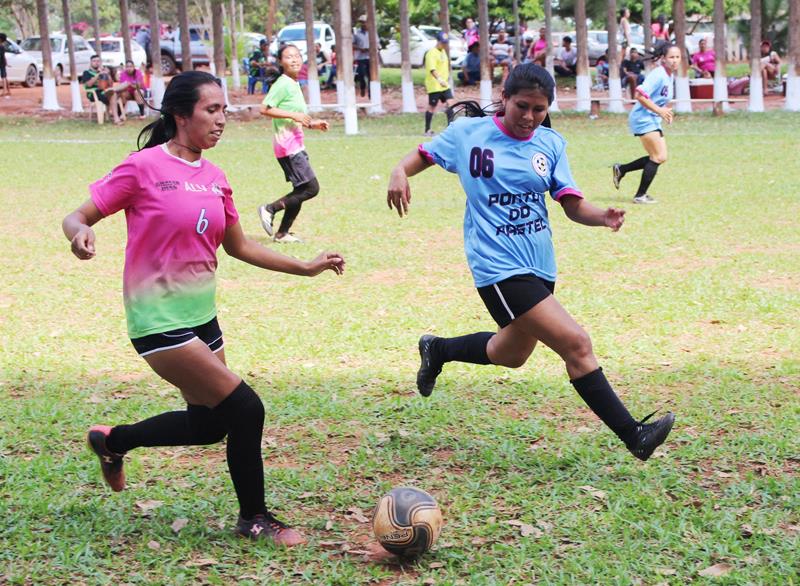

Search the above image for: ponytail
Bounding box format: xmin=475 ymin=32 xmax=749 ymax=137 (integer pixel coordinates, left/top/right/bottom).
xmin=136 ymin=71 xmax=221 ymax=151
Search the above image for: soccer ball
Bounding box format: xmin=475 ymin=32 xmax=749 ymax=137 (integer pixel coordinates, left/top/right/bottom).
xmin=372 ymin=486 xmax=443 ymax=557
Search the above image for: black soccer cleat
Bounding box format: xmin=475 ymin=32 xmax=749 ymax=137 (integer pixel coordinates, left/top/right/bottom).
xmin=626 ymin=411 xmax=675 ymax=461
xmin=416 ymin=335 xmax=443 ymax=397
xmin=612 ymin=163 xmax=623 ymax=190
xmin=235 ymin=511 xmax=306 ymax=547
xmin=87 ymin=425 xmax=126 ymax=492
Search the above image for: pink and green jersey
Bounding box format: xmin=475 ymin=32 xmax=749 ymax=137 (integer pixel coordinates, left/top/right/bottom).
xmin=262 ymin=74 xmax=307 ymax=158
xmin=90 ymin=144 xmax=239 ymax=339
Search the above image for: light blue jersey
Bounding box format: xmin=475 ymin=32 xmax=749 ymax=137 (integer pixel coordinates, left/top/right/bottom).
xmin=420 ymin=116 xmax=582 ymax=287
xmin=628 ymin=65 xmax=674 ymax=135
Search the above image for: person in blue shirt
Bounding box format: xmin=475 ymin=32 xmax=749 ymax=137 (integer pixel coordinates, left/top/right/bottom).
xmin=386 ymin=63 xmax=675 ymax=462
xmin=613 ymin=44 xmax=681 ymax=204
xmin=457 ymin=41 xmax=481 ymax=86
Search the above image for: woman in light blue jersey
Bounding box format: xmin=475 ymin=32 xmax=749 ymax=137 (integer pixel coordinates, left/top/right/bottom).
xmin=386 ymin=63 xmax=675 ymax=462
xmin=613 ymin=44 xmax=681 ymax=204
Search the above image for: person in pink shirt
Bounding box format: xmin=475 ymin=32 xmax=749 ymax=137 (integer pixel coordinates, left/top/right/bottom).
xmin=651 ymin=14 xmax=669 ymax=41
xmin=528 ymin=27 xmax=548 ymax=66
xmin=690 ymin=38 xmax=715 ymax=78
xmin=62 ymin=71 xmax=345 ymax=547
xmin=116 ymin=59 xmax=147 ymax=118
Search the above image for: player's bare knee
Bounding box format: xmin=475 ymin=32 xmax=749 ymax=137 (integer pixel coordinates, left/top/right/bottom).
xmin=562 ymin=329 xmax=593 ymax=364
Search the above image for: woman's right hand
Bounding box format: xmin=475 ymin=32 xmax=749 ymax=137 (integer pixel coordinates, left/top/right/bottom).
xmin=659 ymin=107 xmax=674 ymax=124
xmin=70 ymin=226 xmax=96 ymax=260
xmin=293 ymin=112 xmax=312 ymax=126
xmin=387 ymin=168 xmax=411 ymax=217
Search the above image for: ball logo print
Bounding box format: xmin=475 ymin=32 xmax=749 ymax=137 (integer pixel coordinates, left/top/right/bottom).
xmin=372 ymin=487 xmax=443 ymax=557
xmin=531 ymin=153 xmax=548 ymax=177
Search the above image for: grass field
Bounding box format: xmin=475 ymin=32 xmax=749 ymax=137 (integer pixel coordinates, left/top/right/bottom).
xmin=0 ymin=111 xmax=798 ymax=585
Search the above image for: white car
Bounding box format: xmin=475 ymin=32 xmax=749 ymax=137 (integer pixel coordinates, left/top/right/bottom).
xmin=88 ymin=37 xmax=147 ymax=71
xmin=20 ymin=34 xmax=94 ymax=83
xmin=1 ymin=38 xmax=39 ymax=87
xmin=380 ymin=26 xmax=465 ymax=68
xmin=269 ymin=22 xmax=335 ymax=61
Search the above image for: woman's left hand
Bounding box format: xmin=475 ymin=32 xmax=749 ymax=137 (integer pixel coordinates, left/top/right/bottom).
xmin=604 ymin=207 xmax=626 ymax=231
xmin=305 ymin=251 xmax=345 ymax=276
xmin=310 ymin=119 xmax=330 ymax=131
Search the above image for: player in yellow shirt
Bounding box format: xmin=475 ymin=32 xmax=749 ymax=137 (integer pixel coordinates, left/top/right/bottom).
xmin=424 ymin=32 xmax=453 ymax=136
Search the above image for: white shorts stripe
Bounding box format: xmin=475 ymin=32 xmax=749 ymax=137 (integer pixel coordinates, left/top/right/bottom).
xmin=138 ymin=336 xmax=200 ymax=357
xmin=493 ymin=283 xmax=515 ymax=322
xmin=212 ymin=342 xmax=225 ymax=354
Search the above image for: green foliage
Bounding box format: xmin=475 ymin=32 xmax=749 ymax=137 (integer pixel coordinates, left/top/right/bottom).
xmin=0 ymin=112 xmax=798 ymax=584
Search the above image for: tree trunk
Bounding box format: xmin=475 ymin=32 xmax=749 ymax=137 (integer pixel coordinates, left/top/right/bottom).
xmin=331 ymin=0 xmax=344 ymax=107
xmin=338 ymin=0 xmax=358 ymax=134
xmin=178 ymin=0 xmax=192 ymax=71
xmin=713 ymin=0 xmax=729 ymax=111
xmin=438 ymin=0 xmax=450 ymax=64
xmin=229 ymin=0 xmax=240 ymax=89
xmin=266 ymin=0 xmax=277 ymax=42
xmin=785 ymin=0 xmax=800 ymax=110
xmin=672 ymin=0 xmax=692 ymax=112
xmin=512 ymin=0 xmax=520 ymax=66
xmin=212 ymin=1 xmax=225 ymax=76
xmin=642 ymin=0 xmax=652 ymax=54
xmin=748 ymin=0 xmax=764 ymax=111
xmin=119 ymin=0 xmax=132 ymax=62
xmin=304 ymin=0 xmax=321 ymax=110
xmin=399 ymin=0 xmax=415 ymax=112
xmin=478 ymin=0 xmax=491 ymax=106
xmin=62 ymin=0 xmax=83 ymax=111
xmin=606 ymin=0 xmax=623 ymax=112
xmin=367 ymin=0 xmax=382 ymax=111
xmin=574 ymin=0 xmax=590 ymax=111
xmin=148 ymin=0 xmax=164 ymax=109
xmin=37 ymin=0 xmax=59 ymax=109
xmin=544 ymin=0 xmax=558 ymax=110
xmin=91 ymin=0 xmax=102 ymax=61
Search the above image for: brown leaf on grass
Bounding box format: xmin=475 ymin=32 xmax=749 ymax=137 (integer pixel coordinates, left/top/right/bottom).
xmin=470 ymin=536 xmax=488 ymax=546
xmin=170 ymin=518 xmax=188 ymax=534
xmin=147 ymin=540 xmax=160 ymax=551
xmin=578 ymin=485 xmax=607 ymax=500
xmin=698 ymin=563 xmax=733 ymax=577
xmin=136 ymin=500 xmax=163 ymax=514
xmin=345 ymin=507 xmax=370 ymax=524
xmin=740 ymin=524 xmax=754 ymax=538
xmin=423 ymin=578 xmax=436 ymax=586
xmin=506 ymin=519 xmax=542 ymax=538
xmin=656 ymin=568 xmax=676 ymax=575
xmin=428 ymin=562 xmax=445 ymax=569
xmin=715 ymin=470 xmax=735 ymax=479
xmin=184 ymin=558 xmax=218 ymax=568
xmin=324 ymin=518 xmax=334 ymax=531
xmin=318 ymin=540 xmax=346 ymax=550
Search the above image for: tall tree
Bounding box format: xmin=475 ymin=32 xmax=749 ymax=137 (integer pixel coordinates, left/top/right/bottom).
xmin=229 ymin=0 xmax=240 ymax=89
xmin=338 ymin=0 xmax=358 ymax=134
xmin=62 ymin=0 xmax=83 ymax=112
xmin=91 ymin=0 xmax=102 ymax=61
xmin=37 ymin=0 xmax=59 ymax=109
xmin=642 ymin=0 xmax=652 ymax=54
xmin=478 ymin=0 xmax=491 ymax=106
xmin=148 ymin=0 xmax=164 ymax=109
xmin=178 ymin=0 xmax=192 ymax=71
xmin=574 ymin=0 xmax=590 ymax=111
xmin=119 ymin=0 xmax=132 ymax=62
xmin=544 ymin=0 xmax=558 ymax=111
xmin=266 ymin=0 xmax=277 ymax=42
xmin=786 ymin=0 xmax=800 ymax=110
xmin=672 ymin=0 xmax=692 ymax=111
xmin=399 ymin=0 xmax=416 ymax=112
xmin=748 ymin=0 xmax=764 ymax=110
xmin=607 ymin=0 xmax=624 ymax=112
xmin=212 ymin=0 xmax=225 ymax=80
xmin=713 ymin=0 xmax=729 ymax=111
xmin=331 ymin=0 xmax=344 ymax=105
xmin=367 ymin=0 xmax=383 ymax=111
xmin=304 ymin=0 xmax=321 ymax=109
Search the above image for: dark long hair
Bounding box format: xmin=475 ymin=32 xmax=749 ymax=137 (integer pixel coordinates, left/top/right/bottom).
xmin=446 ymin=63 xmax=554 ymax=127
xmin=137 ymin=71 xmax=221 ymax=151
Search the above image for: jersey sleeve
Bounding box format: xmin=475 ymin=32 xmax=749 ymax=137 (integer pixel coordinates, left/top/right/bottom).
xmin=220 ymin=175 xmax=239 ymax=228
xmin=418 ymin=121 xmax=462 ymax=173
xmin=424 ymin=49 xmax=436 ymax=73
xmin=635 ymin=68 xmax=663 ymax=100
xmin=549 ymin=141 xmax=583 ymax=201
xmin=89 ymin=156 xmax=140 ymax=216
xmin=263 ymin=78 xmax=286 ymax=109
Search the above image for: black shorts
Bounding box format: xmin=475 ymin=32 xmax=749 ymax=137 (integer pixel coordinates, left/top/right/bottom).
xmin=278 ymin=150 xmax=317 ymax=187
xmin=634 ymin=129 xmax=663 ymax=137
xmin=428 ymin=89 xmax=453 ymax=107
xmin=0 ymin=65 xmax=6 ymax=79
xmin=477 ymin=274 xmax=556 ymax=328
xmin=130 ymin=317 xmax=224 ymax=357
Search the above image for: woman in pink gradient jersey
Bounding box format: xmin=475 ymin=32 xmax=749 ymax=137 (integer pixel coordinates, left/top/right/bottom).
xmin=62 ymin=71 xmax=345 ymax=547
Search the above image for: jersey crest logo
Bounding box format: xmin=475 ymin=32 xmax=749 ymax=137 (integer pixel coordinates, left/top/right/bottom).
xmin=531 ymin=153 xmax=548 ymax=177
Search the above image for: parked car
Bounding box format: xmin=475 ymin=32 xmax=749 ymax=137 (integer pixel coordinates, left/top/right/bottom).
xmin=159 ymin=25 xmax=212 ymax=75
xmin=88 ymin=37 xmax=147 ymax=70
xmin=269 ymin=22 xmax=335 ymax=61
xmin=379 ymin=26 xmax=465 ymax=68
xmin=1 ymin=38 xmax=39 ymax=87
xmin=20 ymin=34 xmax=93 ymax=83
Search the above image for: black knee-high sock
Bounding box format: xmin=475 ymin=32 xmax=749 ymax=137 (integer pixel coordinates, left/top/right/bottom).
xmin=277 ymin=178 xmax=319 ymax=234
xmin=571 ymin=368 xmax=638 ymax=445
xmin=425 ymin=111 xmax=433 ymax=132
xmin=434 ymin=332 xmax=494 ymax=365
xmin=137 ymin=103 xmax=145 ymax=116
xmin=635 ymin=160 xmax=660 ymax=196
xmin=619 ymin=155 xmax=649 ymax=176
xmin=107 ymin=404 xmax=227 ymax=453
xmin=213 ymin=380 xmax=266 ymax=520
